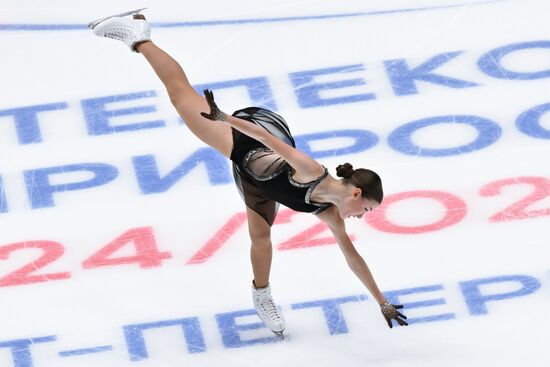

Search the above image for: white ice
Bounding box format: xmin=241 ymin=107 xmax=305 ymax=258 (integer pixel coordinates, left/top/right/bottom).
xmin=1 ymin=1 xmax=549 ymax=366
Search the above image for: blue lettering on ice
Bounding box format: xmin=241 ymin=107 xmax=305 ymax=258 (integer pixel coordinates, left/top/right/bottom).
xmin=0 ymin=102 xmax=68 ymax=145
xmin=24 ymin=163 xmax=119 ymax=208
xmin=194 ymin=76 xmax=278 ymax=111
xmin=123 ymin=317 xmax=206 ymax=361
xmin=0 ymin=336 xmax=56 ymax=367
xmin=58 ymin=345 xmax=113 ymax=357
xmin=384 ymin=285 xmax=455 ymax=325
xmin=10 ymin=127 xmax=378 ymax=211
xmin=291 ymin=295 xmax=366 ymax=335
xmin=133 ymin=147 xmax=231 ymax=193
xmin=296 ymin=129 xmax=379 ymax=158
xmin=384 ymin=51 xmax=479 ymax=96
xmin=478 ymin=40 xmax=550 ymax=80
xmin=216 ymin=309 xmax=281 ymax=347
xmin=459 ymin=274 xmax=541 ymax=316
xmin=0 ymin=272 xmax=543 ymax=363
xmin=289 ymin=64 xmax=376 ymax=108
xmin=516 ymin=102 xmax=550 ymax=139
xmin=82 ymin=91 xmax=165 ymax=135
xmin=388 ymin=115 xmax=502 ymax=157
xmin=0 ymin=175 xmax=7 ymax=213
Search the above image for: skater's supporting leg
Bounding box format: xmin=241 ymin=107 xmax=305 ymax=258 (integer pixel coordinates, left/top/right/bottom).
xmin=247 ymin=206 xmax=272 ymax=288
xmin=247 ymin=207 xmax=286 ymax=334
xmin=136 ymin=41 xmax=233 ymax=157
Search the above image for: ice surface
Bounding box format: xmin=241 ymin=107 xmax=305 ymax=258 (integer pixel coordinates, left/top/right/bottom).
xmin=1 ymin=1 xmax=549 ymax=366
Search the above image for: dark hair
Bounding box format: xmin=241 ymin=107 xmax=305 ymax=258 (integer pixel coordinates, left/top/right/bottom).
xmin=336 ymin=163 xmax=383 ymax=203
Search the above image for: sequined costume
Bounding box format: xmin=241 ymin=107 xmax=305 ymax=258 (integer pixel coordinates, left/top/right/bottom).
xmin=230 ymin=107 xmax=332 ymax=225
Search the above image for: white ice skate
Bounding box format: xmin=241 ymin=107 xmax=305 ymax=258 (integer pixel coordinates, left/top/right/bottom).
xmin=252 ymin=283 xmax=286 ymax=338
xmin=88 ymin=8 xmax=151 ymax=52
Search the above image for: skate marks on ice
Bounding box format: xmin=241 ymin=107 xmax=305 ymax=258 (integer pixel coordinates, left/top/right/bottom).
xmin=0 ymin=1 xmax=511 ymax=32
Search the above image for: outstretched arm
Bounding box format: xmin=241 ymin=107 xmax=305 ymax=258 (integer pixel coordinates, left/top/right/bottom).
xmin=200 ymin=89 xmax=325 ymax=180
xmin=317 ymin=206 xmax=408 ymax=328
xmin=329 ymin=215 xmax=387 ymax=304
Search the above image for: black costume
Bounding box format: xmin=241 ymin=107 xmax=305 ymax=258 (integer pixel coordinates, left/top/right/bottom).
xmin=230 ymin=107 xmax=332 ymax=226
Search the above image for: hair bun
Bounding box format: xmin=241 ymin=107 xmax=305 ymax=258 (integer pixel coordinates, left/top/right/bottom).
xmin=336 ymin=163 xmax=354 ymax=179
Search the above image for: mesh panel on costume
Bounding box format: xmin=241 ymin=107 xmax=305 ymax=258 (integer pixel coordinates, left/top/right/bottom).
xmin=243 ymin=148 xmax=288 ymax=181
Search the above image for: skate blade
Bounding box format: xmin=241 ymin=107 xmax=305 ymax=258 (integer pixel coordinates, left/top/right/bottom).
xmin=88 ymin=7 xmax=147 ymax=29
xmin=273 ymin=331 xmax=285 ymax=340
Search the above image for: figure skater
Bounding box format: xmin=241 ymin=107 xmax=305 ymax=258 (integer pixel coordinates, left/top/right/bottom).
xmin=89 ymin=10 xmax=408 ymax=335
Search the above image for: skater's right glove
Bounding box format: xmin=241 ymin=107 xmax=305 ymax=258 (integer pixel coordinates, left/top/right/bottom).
xmin=380 ymin=302 xmax=408 ymax=328
xmin=200 ymin=89 xmax=227 ymax=121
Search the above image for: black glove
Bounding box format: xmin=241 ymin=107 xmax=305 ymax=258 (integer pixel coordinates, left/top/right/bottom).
xmin=380 ymin=302 xmax=408 ymax=328
xmin=200 ymin=89 xmax=226 ymax=121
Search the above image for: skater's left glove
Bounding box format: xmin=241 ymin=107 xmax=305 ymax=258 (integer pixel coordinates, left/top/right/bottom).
xmin=200 ymin=89 xmax=227 ymax=121
xmin=380 ymin=302 xmax=408 ymax=328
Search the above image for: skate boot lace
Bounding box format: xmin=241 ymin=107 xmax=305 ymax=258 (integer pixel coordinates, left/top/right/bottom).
xmin=258 ymin=297 xmax=281 ymax=321
xmin=104 ymin=26 xmax=134 ymax=41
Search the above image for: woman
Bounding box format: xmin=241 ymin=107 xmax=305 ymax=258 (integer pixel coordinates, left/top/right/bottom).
xmin=89 ymin=10 xmax=408 ymax=335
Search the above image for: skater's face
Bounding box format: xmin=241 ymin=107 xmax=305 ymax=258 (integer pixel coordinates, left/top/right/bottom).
xmin=339 ymin=188 xmax=380 ymax=219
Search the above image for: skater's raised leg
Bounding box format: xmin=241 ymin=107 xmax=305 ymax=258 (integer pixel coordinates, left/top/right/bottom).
xmin=90 ymin=12 xmax=233 ymax=158
xmin=136 ymin=42 xmax=233 ymax=157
